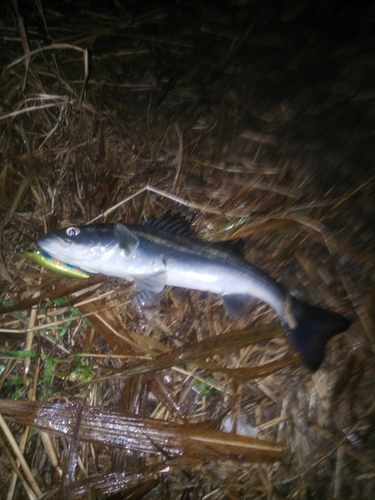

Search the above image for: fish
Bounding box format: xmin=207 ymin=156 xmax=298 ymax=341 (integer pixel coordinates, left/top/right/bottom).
xmin=22 ymin=249 xmax=90 ymax=279
xmin=36 ymin=212 xmax=351 ymax=371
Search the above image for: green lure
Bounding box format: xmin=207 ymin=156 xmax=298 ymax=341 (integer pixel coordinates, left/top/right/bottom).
xmin=22 ymin=249 xmax=90 ymax=279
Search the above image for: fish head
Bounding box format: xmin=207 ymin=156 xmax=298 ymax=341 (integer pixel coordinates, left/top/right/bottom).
xmin=37 ymin=224 xmax=118 ymax=273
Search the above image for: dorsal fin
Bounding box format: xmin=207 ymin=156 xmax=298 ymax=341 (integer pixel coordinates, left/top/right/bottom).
xmin=143 ymin=211 xmax=196 ymax=238
xmin=213 ymin=238 xmax=245 ymax=256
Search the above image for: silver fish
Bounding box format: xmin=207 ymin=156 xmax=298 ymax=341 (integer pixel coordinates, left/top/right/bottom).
xmin=37 ymin=213 xmax=350 ymax=371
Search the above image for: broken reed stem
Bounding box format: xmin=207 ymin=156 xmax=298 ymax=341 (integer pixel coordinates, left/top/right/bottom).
xmin=0 ymin=414 xmax=42 ymax=497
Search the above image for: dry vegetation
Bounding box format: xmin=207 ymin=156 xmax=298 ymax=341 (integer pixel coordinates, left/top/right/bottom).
xmin=1 ymin=0 xmax=375 ymax=498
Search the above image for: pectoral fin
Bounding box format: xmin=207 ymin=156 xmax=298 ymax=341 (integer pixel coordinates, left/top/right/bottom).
xmin=222 ymin=294 xmax=258 ymax=319
xmin=114 ymin=223 xmax=139 ymax=255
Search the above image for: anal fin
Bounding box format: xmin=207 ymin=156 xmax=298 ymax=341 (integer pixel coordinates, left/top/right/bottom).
xmin=222 ymin=294 xmax=258 ymax=319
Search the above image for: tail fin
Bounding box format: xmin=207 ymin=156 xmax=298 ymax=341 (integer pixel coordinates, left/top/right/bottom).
xmin=282 ymin=296 xmax=351 ymax=372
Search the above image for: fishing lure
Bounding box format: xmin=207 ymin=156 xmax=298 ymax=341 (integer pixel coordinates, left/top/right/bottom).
xmin=23 ymin=249 xmax=90 ymax=279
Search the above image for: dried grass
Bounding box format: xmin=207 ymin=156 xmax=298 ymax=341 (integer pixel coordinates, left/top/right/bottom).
xmin=1 ymin=0 xmax=375 ymax=499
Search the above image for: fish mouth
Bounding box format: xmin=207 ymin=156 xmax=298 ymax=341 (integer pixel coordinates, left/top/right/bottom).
xmin=37 ymin=235 xmax=72 ymax=261
xmin=37 ymin=232 xmax=118 ymax=272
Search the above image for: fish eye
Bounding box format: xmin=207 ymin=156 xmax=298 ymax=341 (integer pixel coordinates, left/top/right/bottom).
xmin=66 ymin=227 xmax=80 ymax=237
